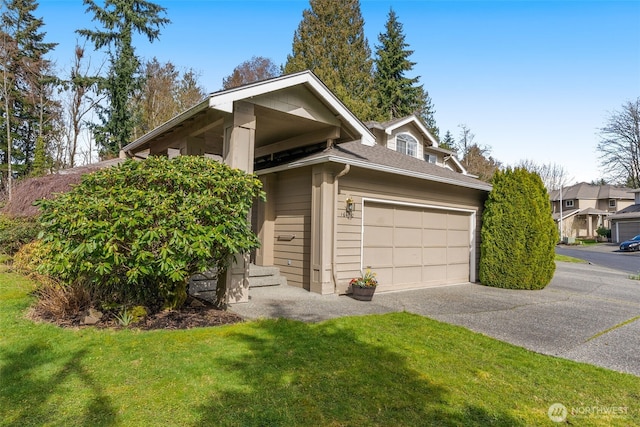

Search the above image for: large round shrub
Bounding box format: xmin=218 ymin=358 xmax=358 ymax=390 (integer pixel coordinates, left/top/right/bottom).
xmin=479 ymin=167 xmax=558 ymax=290
xmin=36 ymin=156 xmax=263 ymax=309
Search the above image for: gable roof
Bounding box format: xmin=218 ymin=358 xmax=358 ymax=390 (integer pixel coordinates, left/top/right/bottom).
xmin=122 ymin=71 xmax=375 ymax=155
xmin=257 ymin=140 xmax=491 ymax=192
xmin=366 ymin=115 xmax=438 ymax=147
xmin=549 ymin=182 xmax=635 ymax=201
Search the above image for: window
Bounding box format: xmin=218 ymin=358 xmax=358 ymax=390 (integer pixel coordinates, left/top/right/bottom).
xmin=609 ymin=199 xmax=616 ymax=208
xmin=424 ymin=154 xmax=437 ymax=164
xmin=396 ymin=133 xmax=417 ymax=157
xmin=565 ymin=200 xmax=574 ymax=208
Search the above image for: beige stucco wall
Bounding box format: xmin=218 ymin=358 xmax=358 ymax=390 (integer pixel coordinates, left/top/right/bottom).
xmin=335 ymin=168 xmax=486 ymax=294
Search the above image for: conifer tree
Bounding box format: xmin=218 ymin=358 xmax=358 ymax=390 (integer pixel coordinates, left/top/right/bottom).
xmin=440 ymin=130 xmax=455 ymax=151
xmin=1 ymin=0 xmax=57 ymax=194
xmin=77 ymin=0 xmax=169 ymax=157
xmin=479 ymin=168 xmax=558 ymax=290
xmin=373 ymin=9 xmax=438 ymax=138
xmin=284 ymin=0 xmax=374 ymax=121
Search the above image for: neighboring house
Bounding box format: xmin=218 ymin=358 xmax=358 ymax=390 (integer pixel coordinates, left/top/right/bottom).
xmin=609 ymin=189 xmax=640 ymax=243
xmin=121 ymin=71 xmax=491 ymax=303
xmin=549 ymin=182 xmax=635 ymax=239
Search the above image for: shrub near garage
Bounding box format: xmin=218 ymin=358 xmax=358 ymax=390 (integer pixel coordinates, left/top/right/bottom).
xmin=479 ymin=167 xmax=558 ymax=290
xmin=36 ymin=156 xmax=264 ymax=311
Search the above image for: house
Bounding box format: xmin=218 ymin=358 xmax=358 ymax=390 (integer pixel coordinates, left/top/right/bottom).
xmin=121 ymin=71 xmax=491 ymax=303
xmin=609 ymin=189 xmax=640 ymax=243
xmin=549 ymin=182 xmax=635 ymax=239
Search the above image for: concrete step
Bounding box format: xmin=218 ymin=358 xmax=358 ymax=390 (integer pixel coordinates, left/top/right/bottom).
xmin=249 ymin=274 xmax=287 ymax=288
xmin=249 ymin=264 xmax=281 ymax=277
xmin=189 ymin=264 xmax=287 ymax=292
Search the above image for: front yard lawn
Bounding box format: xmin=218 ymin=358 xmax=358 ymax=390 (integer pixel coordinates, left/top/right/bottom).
xmin=1 ymin=267 xmax=638 ymax=426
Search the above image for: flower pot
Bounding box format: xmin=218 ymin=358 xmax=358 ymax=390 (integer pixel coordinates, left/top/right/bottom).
xmin=351 ymin=286 xmax=376 ymax=301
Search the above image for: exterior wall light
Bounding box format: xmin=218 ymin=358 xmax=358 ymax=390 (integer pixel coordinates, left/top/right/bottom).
xmin=345 ymin=197 xmax=354 ymax=219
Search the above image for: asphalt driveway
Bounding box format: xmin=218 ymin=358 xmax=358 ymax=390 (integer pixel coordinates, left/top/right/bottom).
xmin=230 ymin=261 xmax=640 ymax=377
xmin=556 ymin=242 xmax=640 ymax=274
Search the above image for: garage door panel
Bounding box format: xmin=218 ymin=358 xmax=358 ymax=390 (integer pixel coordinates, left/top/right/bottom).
xmin=363 ymin=247 xmax=392 ymax=266
xmin=364 ymin=204 xmax=394 ymax=226
xmin=423 ymin=210 xmax=446 ymax=225
xmin=394 ymin=266 xmax=422 ymax=284
xmin=447 ymin=263 xmax=470 ymax=283
xmin=422 ymin=265 xmax=447 ymax=282
xmin=422 ymin=229 xmax=446 ymax=246
xmin=448 ymin=213 xmax=469 ymax=229
xmin=422 ymin=247 xmax=446 ymax=265
xmin=448 ymin=230 xmax=470 ymax=246
xmin=447 ymin=246 xmax=470 ymax=264
xmin=363 ymin=226 xmax=393 ymax=247
xmin=395 ymin=207 xmax=422 ymax=224
xmin=394 ymin=227 xmax=422 ymax=247
xmin=394 ymin=247 xmax=421 ymax=266
xmin=372 ymin=267 xmax=393 ymax=286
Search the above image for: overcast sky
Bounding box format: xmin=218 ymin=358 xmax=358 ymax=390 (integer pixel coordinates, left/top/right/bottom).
xmin=39 ymin=0 xmax=640 ymax=184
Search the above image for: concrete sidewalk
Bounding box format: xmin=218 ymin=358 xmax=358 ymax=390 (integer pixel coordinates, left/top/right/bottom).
xmin=230 ymin=262 xmax=640 ymax=376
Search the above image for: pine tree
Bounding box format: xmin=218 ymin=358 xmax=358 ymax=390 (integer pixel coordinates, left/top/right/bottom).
xmin=479 ymin=168 xmax=558 ymax=290
xmin=440 ymin=130 xmax=455 ymax=151
xmin=0 ymin=0 xmax=57 ymax=194
xmin=77 ymin=0 xmax=169 ymax=157
xmin=373 ymin=9 xmax=438 ymax=138
xmin=284 ymin=0 xmax=374 ymax=121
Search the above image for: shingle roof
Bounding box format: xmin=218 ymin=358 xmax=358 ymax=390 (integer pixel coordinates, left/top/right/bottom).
xmin=609 ymin=204 xmax=640 ymax=220
xmin=549 ymin=182 xmax=635 ymax=201
xmin=285 ymin=140 xmax=491 ymax=192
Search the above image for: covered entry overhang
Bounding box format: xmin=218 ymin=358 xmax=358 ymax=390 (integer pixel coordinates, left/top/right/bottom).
xmin=122 ymin=71 xmax=375 ymax=170
xmin=121 ymin=71 xmax=374 ymax=304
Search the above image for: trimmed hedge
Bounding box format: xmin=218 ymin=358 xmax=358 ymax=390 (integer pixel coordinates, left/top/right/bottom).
xmin=479 ymin=168 xmax=558 ymax=290
xmin=36 ymin=156 xmax=264 ymax=310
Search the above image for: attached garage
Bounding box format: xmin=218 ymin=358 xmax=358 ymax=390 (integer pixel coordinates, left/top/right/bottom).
xmin=612 ymin=219 xmax=640 ymax=243
xmin=362 ymin=200 xmax=475 ymax=292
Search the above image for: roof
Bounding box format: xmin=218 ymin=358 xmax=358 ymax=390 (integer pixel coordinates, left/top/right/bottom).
xmin=552 ymin=207 xmax=611 ymax=221
xmin=122 ymin=71 xmax=375 ymax=155
xmin=257 ymin=140 xmax=492 ymax=192
xmin=549 ymin=182 xmax=635 ymax=201
xmin=366 ymin=115 xmax=438 ymax=147
xmin=609 ymin=204 xmax=640 ymax=220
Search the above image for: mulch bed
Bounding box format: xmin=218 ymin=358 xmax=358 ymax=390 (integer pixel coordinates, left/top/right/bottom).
xmin=28 ymin=297 xmax=244 ymax=330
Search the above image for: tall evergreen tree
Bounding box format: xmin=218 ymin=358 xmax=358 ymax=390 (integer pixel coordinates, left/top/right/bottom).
xmin=373 ymin=9 xmax=438 ymax=138
xmin=284 ymin=0 xmax=374 ymax=121
xmin=0 ymin=0 xmax=57 ymax=194
xmin=77 ymin=0 xmax=169 ymax=157
xmin=480 ymin=168 xmax=557 ymax=290
xmin=440 ymin=130 xmax=455 ymax=151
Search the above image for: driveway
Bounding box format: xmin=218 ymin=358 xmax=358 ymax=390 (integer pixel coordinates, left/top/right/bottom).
xmin=556 ymin=243 xmax=640 ymax=274
xmin=230 ymin=261 xmax=640 ymax=376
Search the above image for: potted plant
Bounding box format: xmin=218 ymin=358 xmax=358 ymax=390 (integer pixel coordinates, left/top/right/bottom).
xmin=350 ymin=269 xmax=378 ymax=301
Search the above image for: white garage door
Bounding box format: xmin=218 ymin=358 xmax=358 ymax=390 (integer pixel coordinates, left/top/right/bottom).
xmin=363 ymin=201 xmax=471 ymax=291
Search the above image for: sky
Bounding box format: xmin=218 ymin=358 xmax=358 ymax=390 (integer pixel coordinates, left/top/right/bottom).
xmin=37 ymin=0 xmax=640 ymax=184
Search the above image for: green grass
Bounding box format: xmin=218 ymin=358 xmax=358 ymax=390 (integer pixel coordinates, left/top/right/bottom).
xmin=555 ymin=253 xmax=587 ymax=263
xmin=1 ymin=268 xmax=639 ymax=426
xmin=577 ymin=238 xmax=599 ymax=246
